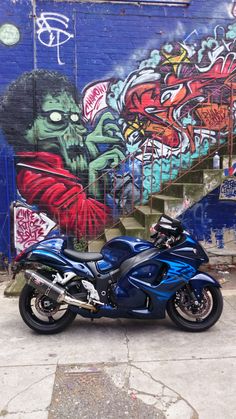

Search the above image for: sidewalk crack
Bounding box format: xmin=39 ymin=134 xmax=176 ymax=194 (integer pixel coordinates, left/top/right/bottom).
xmin=130 ymin=363 xmax=199 ymax=418
xmin=0 ymin=371 xmax=54 ymax=416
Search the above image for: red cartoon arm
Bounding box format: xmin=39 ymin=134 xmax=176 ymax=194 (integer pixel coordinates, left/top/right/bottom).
xmin=16 ymin=168 xmax=110 ymax=238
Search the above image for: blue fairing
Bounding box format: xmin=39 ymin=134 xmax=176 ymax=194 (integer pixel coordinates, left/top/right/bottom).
xmin=24 ymin=237 xmax=95 ymax=278
xmin=21 ymin=237 xmax=66 ymax=255
xmin=36 ymin=238 xmax=65 ymax=252
xmin=189 ymin=272 xmax=221 ymax=300
xmin=113 ymin=255 xmax=196 ymax=316
xmin=98 ymin=236 xmax=154 ymax=272
xmin=154 ymin=234 xmax=209 ymax=270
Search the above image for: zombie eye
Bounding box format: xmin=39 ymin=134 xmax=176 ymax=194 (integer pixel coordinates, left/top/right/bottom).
xmin=70 ymin=114 xmax=79 ymax=122
xmin=161 ymin=91 xmax=171 ymax=104
xmin=49 ymin=112 xmax=63 ymax=123
xmin=145 ymin=107 xmax=158 ymax=114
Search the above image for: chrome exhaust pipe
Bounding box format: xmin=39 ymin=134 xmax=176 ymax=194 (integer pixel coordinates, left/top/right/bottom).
xmin=24 ymin=270 xmax=96 ymax=312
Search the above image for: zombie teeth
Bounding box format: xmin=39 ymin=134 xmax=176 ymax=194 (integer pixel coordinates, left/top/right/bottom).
xmin=70 ymin=158 xmax=77 ymax=173
xmin=65 ymin=138 xmax=80 ymax=148
xmin=64 ymin=155 xmax=88 ymax=174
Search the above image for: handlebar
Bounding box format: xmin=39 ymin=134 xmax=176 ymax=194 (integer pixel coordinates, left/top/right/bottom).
xmin=154 ymin=234 xmax=168 ymax=248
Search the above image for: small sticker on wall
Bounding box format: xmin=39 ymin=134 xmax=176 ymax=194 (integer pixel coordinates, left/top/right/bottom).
xmin=0 ymin=23 xmax=20 ymax=46
xmin=219 ymin=177 xmax=236 ymax=200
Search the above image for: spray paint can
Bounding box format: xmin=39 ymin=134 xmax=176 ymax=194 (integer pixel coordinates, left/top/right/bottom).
xmin=213 ymin=152 xmax=220 ymax=169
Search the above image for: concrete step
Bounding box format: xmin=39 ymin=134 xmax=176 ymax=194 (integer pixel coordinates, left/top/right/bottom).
xmin=134 ymin=205 xmax=162 ymax=227
xmin=105 ymin=227 xmax=123 ymax=242
xmin=160 ymin=183 xmax=204 ymax=200
xmin=178 ymin=169 xmax=224 ymax=186
xmin=88 ymin=239 xmax=105 ymax=252
xmin=134 ymin=206 xmax=162 ymax=239
xmin=120 ymin=217 xmax=146 ymax=238
xmin=4 ymin=273 xmax=26 ymax=297
xmin=204 ymin=246 xmax=236 ymax=265
xmin=150 ymin=195 xmax=183 ymax=216
xmin=152 ymin=169 xmax=224 ymax=217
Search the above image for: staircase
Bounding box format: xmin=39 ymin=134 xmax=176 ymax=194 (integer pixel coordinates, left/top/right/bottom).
xmin=88 ymin=147 xmax=236 ymax=264
xmin=80 ymin=79 xmax=236 ymax=262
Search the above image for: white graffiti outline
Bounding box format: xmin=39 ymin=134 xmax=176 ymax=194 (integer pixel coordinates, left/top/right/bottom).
xmin=36 ymin=12 xmax=74 ymax=65
xmin=183 ymin=29 xmax=198 ymax=45
xmin=232 ymin=2 xmax=236 ymax=18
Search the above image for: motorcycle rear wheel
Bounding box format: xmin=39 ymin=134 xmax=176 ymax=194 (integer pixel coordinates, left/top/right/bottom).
xmin=167 ymin=285 xmax=223 ymax=332
xmin=19 ymin=284 xmax=77 ymax=334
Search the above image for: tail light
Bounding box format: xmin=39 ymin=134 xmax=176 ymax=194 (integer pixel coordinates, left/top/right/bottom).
xmin=15 ymin=249 xmax=28 ymax=262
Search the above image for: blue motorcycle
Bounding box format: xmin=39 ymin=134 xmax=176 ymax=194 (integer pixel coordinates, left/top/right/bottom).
xmin=14 ymin=214 xmax=223 ymax=334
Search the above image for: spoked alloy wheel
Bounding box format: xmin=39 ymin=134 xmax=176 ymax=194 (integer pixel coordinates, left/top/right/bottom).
xmin=167 ymin=285 xmax=223 ymax=332
xmin=19 ymin=284 xmax=76 ymax=334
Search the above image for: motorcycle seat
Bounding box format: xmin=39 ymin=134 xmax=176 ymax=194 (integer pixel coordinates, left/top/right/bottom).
xmin=63 ymin=249 xmax=103 ymax=262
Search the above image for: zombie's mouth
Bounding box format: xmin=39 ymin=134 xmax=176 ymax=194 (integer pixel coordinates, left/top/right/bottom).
xmin=64 ymin=155 xmax=88 ymax=175
xmin=38 ymin=135 xmax=87 ymax=175
xmin=66 ymin=143 xmax=84 ymax=160
xmin=38 ymin=136 xmax=85 ymax=160
xmin=62 ymin=135 xmax=85 ymax=159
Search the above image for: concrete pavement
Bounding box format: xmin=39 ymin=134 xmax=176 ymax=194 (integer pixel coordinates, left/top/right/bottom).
xmin=0 ymin=282 xmax=235 ymax=419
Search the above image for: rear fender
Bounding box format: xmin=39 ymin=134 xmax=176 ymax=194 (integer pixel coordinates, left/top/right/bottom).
xmin=189 ymin=272 xmax=221 ymax=301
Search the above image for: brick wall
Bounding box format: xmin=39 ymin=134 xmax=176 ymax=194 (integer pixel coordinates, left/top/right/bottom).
xmin=0 ymin=0 xmax=236 ymax=256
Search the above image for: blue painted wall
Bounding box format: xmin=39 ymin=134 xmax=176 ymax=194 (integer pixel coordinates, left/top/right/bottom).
xmin=179 ymin=186 xmax=236 ymax=249
xmin=0 ymin=0 xmax=236 ymax=256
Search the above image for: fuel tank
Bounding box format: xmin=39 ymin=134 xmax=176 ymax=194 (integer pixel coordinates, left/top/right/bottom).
xmin=97 ymin=236 xmax=155 ymax=272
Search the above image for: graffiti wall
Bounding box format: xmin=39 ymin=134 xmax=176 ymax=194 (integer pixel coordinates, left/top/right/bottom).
xmin=0 ymin=0 xmax=236 ymax=254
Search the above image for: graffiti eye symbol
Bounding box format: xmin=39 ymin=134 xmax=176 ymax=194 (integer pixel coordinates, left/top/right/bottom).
xmin=145 ymin=107 xmax=158 ymax=114
xmin=70 ymin=114 xmax=79 ymax=122
xmin=161 ymin=91 xmax=171 ymax=104
xmin=161 ymin=84 xmax=183 ymax=105
xmin=49 ymin=111 xmax=63 ymax=123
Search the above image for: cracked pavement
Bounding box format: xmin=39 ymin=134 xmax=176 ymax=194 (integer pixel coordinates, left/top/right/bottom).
xmin=0 ymin=283 xmax=235 ymax=419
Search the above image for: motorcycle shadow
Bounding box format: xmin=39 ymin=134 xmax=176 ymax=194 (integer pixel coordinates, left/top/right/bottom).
xmin=70 ymin=316 xmax=176 ymax=333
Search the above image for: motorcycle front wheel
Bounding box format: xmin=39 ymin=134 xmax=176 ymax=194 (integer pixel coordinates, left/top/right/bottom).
xmin=167 ymin=285 xmax=223 ymax=332
xmin=19 ymin=284 xmax=77 ymax=334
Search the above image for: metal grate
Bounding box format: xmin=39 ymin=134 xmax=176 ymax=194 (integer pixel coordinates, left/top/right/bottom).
xmin=57 ymin=81 xmax=235 ymax=241
xmin=106 ymin=0 xmax=191 ymax=5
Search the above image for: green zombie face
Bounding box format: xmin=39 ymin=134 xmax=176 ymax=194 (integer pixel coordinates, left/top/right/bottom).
xmin=25 ymin=92 xmax=88 ymax=173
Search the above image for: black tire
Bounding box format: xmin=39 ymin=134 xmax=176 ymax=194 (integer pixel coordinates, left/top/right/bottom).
xmin=167 ymin=285 xmax=223 ymax=332
xmin=19 ymin=284 xmax=76 ymax=334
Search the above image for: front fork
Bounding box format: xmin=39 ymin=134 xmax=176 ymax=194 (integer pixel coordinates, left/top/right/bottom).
xmin=188 ymin=271 xmax=221 ymax=303
xmin=185 ymin=283 xmax=201 ymax=307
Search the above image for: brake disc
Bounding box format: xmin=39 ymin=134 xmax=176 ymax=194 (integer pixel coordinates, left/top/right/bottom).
xmin=176 ymin=289 xmax=212 ymax=320
xmin=35 ymin=294 xmax=61 ymax=317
